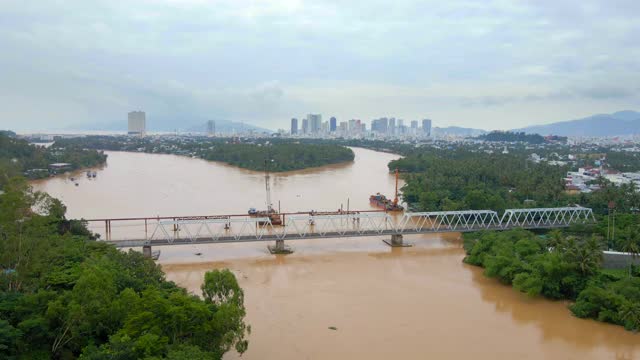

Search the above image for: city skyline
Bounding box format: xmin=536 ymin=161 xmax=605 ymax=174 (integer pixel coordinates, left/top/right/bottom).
xmin=2 ymin=1 xmax=639 ymax=132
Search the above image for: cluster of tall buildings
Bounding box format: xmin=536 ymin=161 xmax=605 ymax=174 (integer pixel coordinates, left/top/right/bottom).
xmin=127 ymin=111 xmax=146 ymax=135
xmin=290 ymin=114 xmax=324 ymax=135
xmin=290 ymin=114 xmax=432 ymax=138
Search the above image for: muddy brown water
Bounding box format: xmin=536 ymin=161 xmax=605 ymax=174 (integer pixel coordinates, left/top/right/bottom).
xmin=33 ymin=147 xmax=640 ymax=359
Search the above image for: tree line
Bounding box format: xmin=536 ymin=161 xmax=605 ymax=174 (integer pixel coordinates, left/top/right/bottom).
xmin=0 ymin=178 xmax=249 ymax=359
xmin=388 ymin=148 xmax=570 ymax=212
xmin=0 ymin=133 xmax=107 ymax=189
xmin=476 ymin=131 xmax=551 ymax=144
xmin=54 ymin=136 xmax=355 ymax=172
xmin=464 ymin=228 xmax=640 ymax=331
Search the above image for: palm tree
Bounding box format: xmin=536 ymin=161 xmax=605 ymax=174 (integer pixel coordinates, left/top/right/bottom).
xmin=619 ymin=227 xmax=640 ymax=278
xmin=574 ymin=235 xmax=603 ymax=276
xmin=548 ymin=229 xmax=563 ymax=251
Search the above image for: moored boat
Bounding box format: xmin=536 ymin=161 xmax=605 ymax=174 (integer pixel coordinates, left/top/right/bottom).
xmin=368 ymin=168 xmax=404 ymax=211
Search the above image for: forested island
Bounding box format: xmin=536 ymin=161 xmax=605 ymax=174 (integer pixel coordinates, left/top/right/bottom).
xmin=0 ymin=132 xmax=107 ymax=188
xmin=0 ymin=178 xmax=249 ymax=358
xmin=54 ymin=136 xmax=355 ymax=172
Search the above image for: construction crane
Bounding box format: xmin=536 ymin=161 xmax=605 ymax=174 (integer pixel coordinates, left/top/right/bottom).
xmin=264 ymin=159 xmax=273 ymax=213
xmin=393 ymin=168 xmax=400 ymax=207
xmin=368 ymin=168 xmax=404 ymax=212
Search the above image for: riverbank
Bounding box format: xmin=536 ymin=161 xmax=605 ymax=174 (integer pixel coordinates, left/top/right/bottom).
xmin=53 ymin=135 xmax=355 ymax=172
xmin=464 ymin=229 xmax=640 ymax=332
xmin=0 ymin=133 xmax=107 ymax=188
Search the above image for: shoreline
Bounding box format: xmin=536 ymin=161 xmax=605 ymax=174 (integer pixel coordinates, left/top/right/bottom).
xmin=66 ymin=147 xmax=399 ymax=177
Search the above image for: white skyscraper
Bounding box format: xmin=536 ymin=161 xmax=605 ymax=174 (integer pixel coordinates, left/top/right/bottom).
xmin=307 ymin=114 xmax=322 ymax=134
xmin=128 ymin=111 xmax=146 ymax=135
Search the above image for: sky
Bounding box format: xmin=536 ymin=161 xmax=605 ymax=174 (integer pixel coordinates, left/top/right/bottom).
xmin=1 ymin=0 xmax=639 ymax=132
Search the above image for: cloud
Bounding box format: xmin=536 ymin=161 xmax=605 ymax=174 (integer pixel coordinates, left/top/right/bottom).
xmin=0 ymin=0 xmax=638 ymax=131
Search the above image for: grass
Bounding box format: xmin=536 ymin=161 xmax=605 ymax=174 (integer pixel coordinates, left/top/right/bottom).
xmin=601 ymin=268 xmax=629 ymax=279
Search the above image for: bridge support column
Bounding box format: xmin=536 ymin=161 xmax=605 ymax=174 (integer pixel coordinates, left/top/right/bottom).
xmin=268 ymin=239 xmax=294 ymax=254
xmin=143 ymin=245 xmax=152 ymax=258
xmin=383 ymin=234 xmax=412 ymax=247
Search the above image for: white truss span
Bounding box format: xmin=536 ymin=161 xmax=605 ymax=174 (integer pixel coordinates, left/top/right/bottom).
xmin=500 ymin=207 xmax=595 ymax=228
xmin=106 ymin=207 xmax=595 ymax=247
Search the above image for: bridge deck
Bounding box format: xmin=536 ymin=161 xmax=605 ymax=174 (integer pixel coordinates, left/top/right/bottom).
xmin=105 ymin=224 xmax=573 ymax=248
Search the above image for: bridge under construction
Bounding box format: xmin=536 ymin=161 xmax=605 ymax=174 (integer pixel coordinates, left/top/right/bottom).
xmin=86 ymin=206 xmax=595 ymax=254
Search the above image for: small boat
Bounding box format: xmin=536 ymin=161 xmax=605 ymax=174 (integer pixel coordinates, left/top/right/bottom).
xmin=151 ymin=250 xmax=161 ymax=260
xmin=70 ymin=177 xmax=75 ymax=181
xmin=91 ymin=171 xmax=97 ymax=178
xmin=74 ymin=183 xmax=79 ymax=187
xmin=86 ymin=171 xmax=91 ymax=178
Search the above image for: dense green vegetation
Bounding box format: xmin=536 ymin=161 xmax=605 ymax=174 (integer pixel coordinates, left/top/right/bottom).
xmin=464 ymin=229 xmax=640 ymax=331
xmin=0 ymin=133 xmax=107 ymax=188
xmin=606 ymin=151 xmax=640 ymax=172
xmin=477 ymin=131 xmax=548 ymax=144
xmin=201 ymin=143 xmax=354 ymax=171
xmin=393 ymin=149 xmax=640 ymax=216
xmin=389 ymin=148 xmax=570 ymax=212
xmin=0 ymin=178 xmax=249 ymax=359
xmin=55 ymin=136 xmax=355 ymax=172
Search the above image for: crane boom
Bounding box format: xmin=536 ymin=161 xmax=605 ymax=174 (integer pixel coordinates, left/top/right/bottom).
xmin=264 ymin=159 xmax=272 ymax=212
xmin=393 ymin=168 xmax=399 ymax=206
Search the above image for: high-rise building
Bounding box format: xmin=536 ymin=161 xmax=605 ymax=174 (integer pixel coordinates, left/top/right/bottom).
xmin=290 ymin=118 xmax=298 ymax=135
xmin=339 ymin=121 xmax=348 ymax=134
xmin=410 ymin=120 xmax=418 ymax=130
xmin=389 ymin=118 xmax=396 ymax=135
xmin=128 ymin=111 xmax=146 ymax=135
xmin=371 ymin=117 xmax=389 ymax=134
xmin=302 ymin=118 xmax=309 ymax=134
xmin=330 ymin=117 xmax=337 ymax=132
xmin=322 ymin=121 xmax=329 ymax=133
xmin=207 ymin=120 xmax=215 ymax=136
xmin=307 ymin=114 xmax=322 ymax=134
xmin=422 ymin=119 xmax=432 ymax=137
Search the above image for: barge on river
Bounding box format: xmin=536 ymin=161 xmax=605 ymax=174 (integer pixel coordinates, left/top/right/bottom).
xmin=369 ymin=168 xmax=404 ymax=212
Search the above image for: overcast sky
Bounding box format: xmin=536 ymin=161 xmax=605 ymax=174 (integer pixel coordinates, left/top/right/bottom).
xmin=1 ymin=0 xmax=639 ymax=131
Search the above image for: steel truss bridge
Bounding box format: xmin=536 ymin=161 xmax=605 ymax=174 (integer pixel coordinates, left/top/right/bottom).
xmin=88 ymin=206 xmax=595 ymax=249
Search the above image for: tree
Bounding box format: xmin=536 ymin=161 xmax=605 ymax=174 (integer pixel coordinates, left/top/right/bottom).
xmin=0 ymin=181 xmax=250 ymax=358
xmin=201 ymin=269 xmax=250 ymax=355
xmin=619 ymin=302 xmax=640 ymax=332
xmin=201 ymin=269 xmax=244 ymax=308
xmin=619 ymin=227 xmax=640 ymax=278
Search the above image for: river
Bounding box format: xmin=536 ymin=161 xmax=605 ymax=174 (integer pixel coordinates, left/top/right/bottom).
xmin=33 ymin=147 xmax=640 ymax=359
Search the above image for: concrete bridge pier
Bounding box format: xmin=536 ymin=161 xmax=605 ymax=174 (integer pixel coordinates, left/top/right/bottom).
xmin=143 ymin=245 xmax=152 ymax=258
xmin=268 ymin=239 xmax=294 ymax=254
xmin=383 ymin=234 xmax=412 ymax=247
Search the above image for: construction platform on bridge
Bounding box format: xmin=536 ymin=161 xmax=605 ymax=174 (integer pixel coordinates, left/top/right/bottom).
xmin=85 ymin=207 xmax=596 ymax=257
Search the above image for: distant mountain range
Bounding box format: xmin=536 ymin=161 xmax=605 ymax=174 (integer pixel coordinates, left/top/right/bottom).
xmin=66 ymin=118 xmax=272 ymax=134
xmin=433 ymin=126 xmax=486 ymax=137
xmin=515 ymin=110 xmax=640 ymax=137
